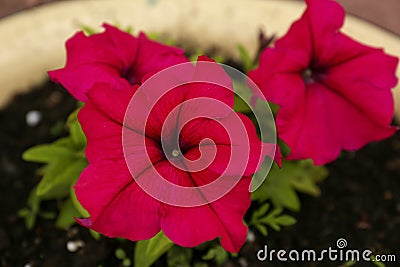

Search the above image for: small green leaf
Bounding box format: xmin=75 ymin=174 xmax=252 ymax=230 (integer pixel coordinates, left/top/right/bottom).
xmin=90 ymin=230 xmax=101 ymax=240
xmin=251 ymin=206 xmax=296 ymax=236
xmin=252 ymin=159 xmax=328 ymax=211
xmin=70 ymin=185 xmax=90 ymax=216
xmin=122 ymin=258 xmax=132 ymax=267
xmin=67 ymin=109 xmax=87 ymax=150
xmin=115 ymin=248 xmax=127 ymax=260
xmin=237 ymin=44 xmax=255 ymax=73
xmin=274 ymin=185 xmax=300 ymax=211
xmin=189 ymin=50 xmax=205 ymax=62
xmin=40 ymin=211 xmax=57 ymax=220
xmin=254 ymin=224 xmax=268 ymax=236
xmin=290 ymin=160 xmax=328 ymax=196
xmin=54 ymin=137 xmax=74 ymax=148
xmin=37 ymin=158 xmax=87 ymax=199
xmin=18 ymin=187 xmax=41 ymax=229
xmin=201 ymin=245 xmax=228 ymax=266
xmin=274 ymin=215 xmax=297 ymax=226
xmin=18 ymin=208 xmax=36 ymax=230
xmin=252 ymin=203 xmax=270 ymax=220
xmin=371 ymin=256 xmax=386 ymax=267
xmin=344 ymin=260 xmax=356 ymax=266
xmin=56 ymin=198 xmax=81 ymax=229
xmin=233 ymin=79 xmax=253 ymax=114
xmin=134 ymin=231 xmax=174 ymax=267
xmin=167 ymin=246 xmax=193 ymax=267
xmin=81 ymin=25 xmax=98 ymax=35
xmin=27 ymin=186 xmax=41 ymax=213
xmin=22 ymin=144 xmax=75 ymax=163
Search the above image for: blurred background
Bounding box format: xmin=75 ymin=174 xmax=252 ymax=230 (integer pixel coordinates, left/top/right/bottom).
xmin=1 ymin=0 xmax=400 ymax=35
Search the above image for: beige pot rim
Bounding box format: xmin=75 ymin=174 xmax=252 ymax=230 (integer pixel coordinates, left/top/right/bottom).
xmin=0 ymin=0 xmax=399 ymax=118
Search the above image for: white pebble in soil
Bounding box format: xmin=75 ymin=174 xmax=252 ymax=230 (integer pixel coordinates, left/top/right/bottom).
xmin=24 ymin=264 xmax=32 ymax=267
xmin=25 ymin=110 xmax=42 ymax=127
xmin=66 ymin=240 xmax=85 ymax=252
xmin=238 ymin=257 xmax=248 ymax=267
xmin=246 ymin=230 xmax=256 ymax=243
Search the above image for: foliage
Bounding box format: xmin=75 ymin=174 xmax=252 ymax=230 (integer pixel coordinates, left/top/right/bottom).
xmin=17 ymin=186 xmax=56 ymax=229
xmin=115 ymin=247 xmax=132 ymax=267
xmin=201 ymin=244 xmax=229 ymax=266
xmin=253 ymin=159 xmax=328 ymax=212
xmin=250 ymin=203 xmax=296 ymax=236
xmin=237 ymin=44 xmax=257 ymax=73
xmin=22 ymin=106 xmax=88 ymax=229
xmin=249 ymin=158 xmax=327 ymax=236
xmin=134 ymin=231 xmax=174 ymax=267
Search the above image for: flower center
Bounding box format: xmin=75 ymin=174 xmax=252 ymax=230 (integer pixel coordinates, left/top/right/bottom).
xmin=301 ymin=66 xmax=327 ymax=84
xmin=171 ymin=149 xmax=180 ymax=158
xmin=120 ymin=66 xmax=137 ymax=85
xmin=302 ymin=68 xmax=315 ymax=83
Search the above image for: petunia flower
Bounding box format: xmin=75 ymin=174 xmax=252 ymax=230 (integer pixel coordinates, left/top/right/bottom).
xmin=74 ymin=57 xmax=278 ymax=253
xmin=249 ymin=0 xmax=399 ymax=165
xmin=48 ymin=23 xmax=188 ymax=101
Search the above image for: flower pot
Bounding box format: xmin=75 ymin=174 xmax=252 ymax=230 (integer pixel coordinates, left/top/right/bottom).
xmin=1 ymin=2 xmax=400 ymax=266
xmin=0 ymin=0 xmax=399 ymax=119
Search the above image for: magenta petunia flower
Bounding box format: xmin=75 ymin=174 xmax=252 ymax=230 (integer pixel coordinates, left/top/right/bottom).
xmin=74 ymin=57 xmax=277 ymax=253
xmin=48 ymin=24 xmax=188 ymax=101
xmin=249 ymin=0 xmax=399 ymax=165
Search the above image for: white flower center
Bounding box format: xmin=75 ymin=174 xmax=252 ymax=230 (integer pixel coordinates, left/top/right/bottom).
xmin=171 ymin=149 xmax=180 ymax=157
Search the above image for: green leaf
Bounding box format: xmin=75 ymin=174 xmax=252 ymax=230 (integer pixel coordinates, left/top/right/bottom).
xmin=290 ymin=160 xmax=328 ymax=196
xmin=167 ymin=246 xmax=193 ymax=267
xmin=237 ymin=44 xmax=254 ymax=73
xmin=22 ymin=144 xmax=76 ymax=163
xmin=371 ymin=256 xmax=386 ymax=267
xmin=252 ymin=203 xmax=270 ymax=220
xmin=250 ymin=205 xmax=296 ymax=236
xmin=115 ymin=248 xmax=127 ymax=260
xmin=67 ymin=109 xmax=87 ymax=150
xmin=37 ymin=158 xmax=87 ymax=199
xmin=54 ymin=137 xmax=74 ymax=148
xmin=81 ymin=25 xmax=98 ymax=35
xmin=134 ymin=231 xmax=174 ymax=267
xmin=233 ymin=79 xmax=253 ymax=114
xmin=252 ymin=159 xmax=328 ymax=211
xmin=70 ymin=186 xmax=89 ymax=217
xmin=254 ymin=224 xmax=268 ymax=236
xmin=122 ymin=258 xmax=132 ymax=267
xmin=344 ymin=260 xmax=356 ymax=266
xmin=189 ymin=50 xmax=203 ymax=62
xmin=201 ymin=245 xmax=228 ymax=266
xmin=274 ymin=215 xmax=297 ymax=226
xmin=18 ymin=187 xmax=41 ymax=229
xmin=56 ymin=198 xmax=81 ymax=229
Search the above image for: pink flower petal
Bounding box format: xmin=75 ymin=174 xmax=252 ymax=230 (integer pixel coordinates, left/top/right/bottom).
xmin=49 ymin=25 xmax=189 ymax=102
xmin=75 ymin=160 xmax=161 ymax=240
xmin=161 ymin=175 xmax=251 ymax=253
xmin=250 ymin=0 xmax=398 ymax=165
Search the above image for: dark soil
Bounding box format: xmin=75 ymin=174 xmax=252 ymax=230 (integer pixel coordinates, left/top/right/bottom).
xmin=1 ymin=81 xmax=399 ymax=267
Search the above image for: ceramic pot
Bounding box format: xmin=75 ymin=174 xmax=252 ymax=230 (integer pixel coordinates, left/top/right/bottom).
xmin=0 ymin=0 xmax=399 ymax=119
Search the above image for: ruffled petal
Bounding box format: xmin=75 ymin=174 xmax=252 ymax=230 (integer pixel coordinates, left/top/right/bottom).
xmin=75 ymin=160 xmax=161 ymax=240
xmin=48 ymin=25 xmax=139 ymax=101
xmin=161 ymin=175 xmax=251 ymax=253
xmin=278 ymin=81 xmax=396 ymax=165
